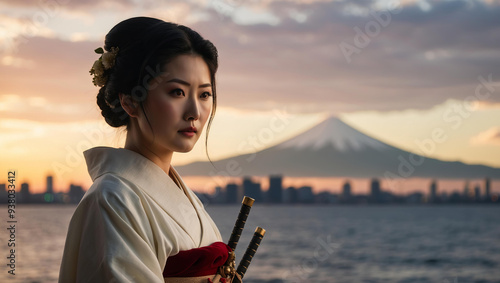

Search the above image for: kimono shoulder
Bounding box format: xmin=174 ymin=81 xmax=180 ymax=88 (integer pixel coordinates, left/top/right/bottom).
xmin=58 ymin=173 xmax=170 ymax=283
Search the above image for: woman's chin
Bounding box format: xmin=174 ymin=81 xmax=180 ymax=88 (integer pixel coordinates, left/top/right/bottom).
xmin=175 ymin=145 xmax=195 ymax=153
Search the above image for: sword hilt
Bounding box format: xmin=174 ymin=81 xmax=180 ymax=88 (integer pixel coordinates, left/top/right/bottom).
xmin=233 ymin=227 xmax=266 ymax=282
xmin=228 ymin=196 xmax=254 ymax=251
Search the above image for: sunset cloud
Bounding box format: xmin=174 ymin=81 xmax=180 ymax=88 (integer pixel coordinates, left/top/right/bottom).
xmin=1 ymin=0 xmax=500 ymax=116
xmin=473 ymin=101 xmax=500 ymax=110
xmin=1 ymin=55 xmax=36 ymax=68
xmin=471 ymin=127 xmax=500 ymax=146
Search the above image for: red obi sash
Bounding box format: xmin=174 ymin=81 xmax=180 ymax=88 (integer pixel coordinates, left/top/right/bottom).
xmin=163 ymin=241 xmax=232 ymax=277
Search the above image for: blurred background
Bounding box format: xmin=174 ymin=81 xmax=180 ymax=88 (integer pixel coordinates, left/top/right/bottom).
xmin=1 ymin=0 xmax=499 ymax=282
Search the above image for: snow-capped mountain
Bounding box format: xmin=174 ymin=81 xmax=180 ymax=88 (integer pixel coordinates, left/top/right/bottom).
xmin=176 ymin=116 xmax=500 ymax=179
xmin=276 ymin=116 xmax=388 ymax=152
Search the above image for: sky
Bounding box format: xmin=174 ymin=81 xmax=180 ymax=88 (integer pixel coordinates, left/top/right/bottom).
xmin=0 ymin=0 xmax=499 ymax=194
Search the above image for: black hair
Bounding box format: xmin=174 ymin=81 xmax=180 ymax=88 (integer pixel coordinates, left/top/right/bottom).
xmin=95 ymin=17 xmax=218 ymax=160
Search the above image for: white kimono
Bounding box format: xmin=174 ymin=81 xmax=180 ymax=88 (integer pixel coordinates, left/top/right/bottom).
xmin=58 ymin=146 xmax=223 ymax=283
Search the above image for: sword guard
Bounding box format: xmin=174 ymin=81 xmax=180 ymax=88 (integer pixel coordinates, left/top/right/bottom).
xmin=218 ymin=250 xmax=236 ymax=278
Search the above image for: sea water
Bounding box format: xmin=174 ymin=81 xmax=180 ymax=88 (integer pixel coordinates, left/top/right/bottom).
xmin=0 ymin=204 xmax=498 ymax=283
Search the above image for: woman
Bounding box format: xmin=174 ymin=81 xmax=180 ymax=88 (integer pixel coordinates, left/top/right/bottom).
xmin=59 ymin=17 xmax=237 ymax=283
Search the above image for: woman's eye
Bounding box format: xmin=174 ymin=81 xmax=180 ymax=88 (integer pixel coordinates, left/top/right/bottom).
xmin=170 ymin=89 xmax=184 ymax=97
xmin=200 ymin=92 xmax=212 ymax=99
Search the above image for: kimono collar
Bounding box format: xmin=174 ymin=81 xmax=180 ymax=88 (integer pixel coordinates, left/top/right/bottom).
xmin=83 ymin=146 xmax=207 ymax=246
xmin=84 ymin=146 xmax=176 ymax=189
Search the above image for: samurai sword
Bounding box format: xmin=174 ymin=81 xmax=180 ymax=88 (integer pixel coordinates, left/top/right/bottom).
xmin=228 ymin=196 xmax=254 ymax=251
xmin=218 ymin=196 xmax=255 ymax=279
xmin=233 ymin=227 xmax=266 ymax=283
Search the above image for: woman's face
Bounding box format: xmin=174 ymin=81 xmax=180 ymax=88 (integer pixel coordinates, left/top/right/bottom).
xmin=137 ymin=54 xmax=213 ymax=154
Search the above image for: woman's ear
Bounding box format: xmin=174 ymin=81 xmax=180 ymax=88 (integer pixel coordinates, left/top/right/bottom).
xmin=119 ymin=93 xmax=139 ymax=118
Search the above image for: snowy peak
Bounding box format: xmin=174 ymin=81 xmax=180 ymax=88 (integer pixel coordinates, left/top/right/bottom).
xmin=276 ymin=116 xmax=389 ymax=152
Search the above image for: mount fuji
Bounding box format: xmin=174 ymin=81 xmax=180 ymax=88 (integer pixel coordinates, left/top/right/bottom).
xmin=176 ymin=116 xmax=500 ymax=179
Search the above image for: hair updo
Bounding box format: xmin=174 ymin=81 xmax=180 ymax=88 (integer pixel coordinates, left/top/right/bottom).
xmin=95 ymin=16 xmax=218 ymax=138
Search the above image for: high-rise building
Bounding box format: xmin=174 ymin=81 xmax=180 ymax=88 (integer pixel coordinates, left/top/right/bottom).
xmin=342 ymin=181 xmax=352 ymax=198
xmin=212 ymin=186 xmax=225 ymax=203
xmin=284 ymin=186 xmax=297 ymax=204
xmin=268 ymin=175 xmax=283 ymax=203
xmin=0 ymin=184 xmax=7 ymax=204
xmin=297 ymin=186 xmax=314 ymax=203
xmin=474 ymin=185 xmax=481 ymax=201
xmin=225 ymin=183 xmax=239 ymax=204
xmin=370 ymin=178 xmax=381 ymax=202
xmin=429 ymin=180 xmax=437 ymax=202
xmin=485 ymin=178 xmax=491 ymax=200
xmin=20 ymin=183 xmax=30 ymax=203
xmin=463 ymin=181 xmax=471 ymax=200
xmin=243 ymin=176 xmax=263 ymax=202
xmin=46 ymin=175 xmax=53 ymax=194
xmin=69 ymin=184 xmax=85 ymax=204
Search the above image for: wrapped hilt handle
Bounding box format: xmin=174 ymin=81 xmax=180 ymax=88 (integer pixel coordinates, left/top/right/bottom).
xmin=233 ymin=227 xmax=266 ymax=282
xmin=228 ymin=196 xmax=254 ymax=251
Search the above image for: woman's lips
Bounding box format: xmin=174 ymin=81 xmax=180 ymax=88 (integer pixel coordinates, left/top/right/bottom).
xmin=178 ymin=126 xmax=197 ymax=137
xmin=178 ymin=131 xmax=195 ymax=137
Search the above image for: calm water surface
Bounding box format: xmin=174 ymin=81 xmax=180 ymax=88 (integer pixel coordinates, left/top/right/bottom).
xmin=0 ymin=204 xmax=498 ymax=283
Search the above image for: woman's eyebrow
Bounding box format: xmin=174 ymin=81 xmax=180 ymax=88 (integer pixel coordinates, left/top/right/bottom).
xmin=166 ymin=78 xmax=211 ymax=88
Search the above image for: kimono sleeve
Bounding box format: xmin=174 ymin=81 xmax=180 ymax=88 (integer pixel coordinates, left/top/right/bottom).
xmin=59 ymin=176 xmax=166 ymax=283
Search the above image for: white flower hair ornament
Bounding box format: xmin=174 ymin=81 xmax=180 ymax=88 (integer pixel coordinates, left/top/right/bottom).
xmin=89 ymin=47 xmax=119 ymax=87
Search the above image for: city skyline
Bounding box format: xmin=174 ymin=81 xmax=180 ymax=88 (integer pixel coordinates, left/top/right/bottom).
xmin=206 ymin=175 xmax=497 ymax=204
xmin=1 ymin=173 xmax=497 ymax=205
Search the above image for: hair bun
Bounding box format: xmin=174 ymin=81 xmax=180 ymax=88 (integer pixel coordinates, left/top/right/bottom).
xmin=96 ymin=87 xmax=128 ymax=127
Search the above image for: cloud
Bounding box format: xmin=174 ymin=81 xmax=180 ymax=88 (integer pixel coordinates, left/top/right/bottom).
xmin=471 ymin=126 xmax=500 ymax=146
xmin=0 ymin=0 xmax=135 ymax=9
xmin=473 ymin=101 xmax=500 ymax=110
xmin=0 ymin=14 xmax=56 ymax=53
xmin=0 ymin=35 xmax=102 ymax=122
xmin=185 ymin=0 xmax=500 ymax=112
xmin=0 ymin=93 xmax=97 ymax=122
xmin=1 ymin=55 xmax=36 ymax=68
xmin=1 ymin=0 xmax=500 ymax=122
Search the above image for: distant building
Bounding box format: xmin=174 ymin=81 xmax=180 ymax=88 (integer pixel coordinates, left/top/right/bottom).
xmin=46 ymin=175 xmax=54 ymax=194
xmin=474 ymin=185 xmax=481 ymax=201
xmin=0 ymin=184 xmax=6 ymax=204
xmin=284 ymin=186 xmax=298 ymax=204
xmin=69 ymin=184 xmax=85 ymax=204
xmin=440 ymin=192 xmax=449 ymax=202
xmin=370 ymin=178 xmax=381 ymax=202
xmin=268 ymin=175 xmax=283 ymax=203
xmin=342 ymin=181 xmax=351 ymax=198
xmin=406 ymin=192 xmax=424 ymax=204
xmin=243 ymin=176 xmax=263 ymax=202
xmin=429 ymin=180 xmax=437 ymax=203
xmin=43 ymin=175 xmax=55 ymax=203
xmin=463 ymin=181 xmax=471 ymax=200
xmin=297 ymin=186 xmax=314 ymax=203
xmin=449 ymin=191 xmax=462 ymax=203
xmin=211 ymin=186 xmax=225 ymax=204
xmin=20 ymin=183 xmax=31 ymax=203
xmin=485 ymin=178 xmax=491 ymax=201
xmin=225 ymin=183 xmax=239 ymax=204
xmin=316 ymin=191 xmax=335 ymax=204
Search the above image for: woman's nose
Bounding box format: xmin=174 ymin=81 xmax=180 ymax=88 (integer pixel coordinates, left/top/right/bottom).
xmin=184 ymin=96 xmax=200 ymax=121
